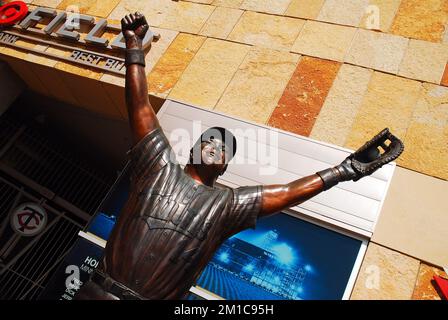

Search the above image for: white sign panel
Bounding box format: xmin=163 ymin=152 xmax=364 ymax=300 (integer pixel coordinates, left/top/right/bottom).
xmin=157 ymin=100 xmax=397 ymax=238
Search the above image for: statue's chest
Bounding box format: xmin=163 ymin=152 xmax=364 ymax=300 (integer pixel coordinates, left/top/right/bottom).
xmin=138 ymin=180 xmax=229 ymax=240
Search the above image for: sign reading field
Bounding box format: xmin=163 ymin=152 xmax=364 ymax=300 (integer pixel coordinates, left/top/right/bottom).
xmin=0 ymin=1 xmax=159 ymax=75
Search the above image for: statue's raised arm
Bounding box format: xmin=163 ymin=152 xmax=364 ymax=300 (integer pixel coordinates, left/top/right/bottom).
xmin=122 ymin=12 xmax=160 ymax=144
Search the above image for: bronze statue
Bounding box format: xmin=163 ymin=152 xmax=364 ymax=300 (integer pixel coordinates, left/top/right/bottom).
xmin=75 ymin=13 xmax=404 ymax=300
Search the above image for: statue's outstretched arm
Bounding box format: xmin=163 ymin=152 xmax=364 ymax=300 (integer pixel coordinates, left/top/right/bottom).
xmin=122 ymin=13 xmax=160 ymax=144
xmin=260 ymin=128 xmax=404 ymax=218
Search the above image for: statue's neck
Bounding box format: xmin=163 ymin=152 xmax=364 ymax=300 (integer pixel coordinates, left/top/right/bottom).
xmin=184 ymin=164 xmax=217 ymax=187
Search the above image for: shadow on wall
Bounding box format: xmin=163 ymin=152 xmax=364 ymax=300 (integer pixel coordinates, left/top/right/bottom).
xmin=3 ymin=90 xmax=140 ymax=175
xmin=0 ymin=61 xmax=25 ymax=116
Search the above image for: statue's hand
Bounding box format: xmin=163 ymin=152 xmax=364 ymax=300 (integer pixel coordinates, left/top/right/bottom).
xmin=347 ymin=128 xmax=404 ymax=181
xmin=317 ymin=128 xmax=404 ymax=189
xmin=121 ymin=12 xmax=149 ymax=43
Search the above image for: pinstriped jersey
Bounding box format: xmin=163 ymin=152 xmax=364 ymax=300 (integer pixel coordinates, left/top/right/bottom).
xmin=102 ymin=128 xmax=263 ymax=299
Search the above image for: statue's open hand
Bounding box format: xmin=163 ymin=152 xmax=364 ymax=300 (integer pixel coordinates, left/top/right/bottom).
xmin=347 ymin=128 xmax=404 ymax=181
xmin=317 ymin=128 xmax=404 ymax=189
xmin=121 ymin=12 xmax=149 ymax=41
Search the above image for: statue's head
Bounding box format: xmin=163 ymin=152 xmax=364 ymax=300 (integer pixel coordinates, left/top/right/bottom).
xmin=189 ymin=127 xmax=237 ymax=176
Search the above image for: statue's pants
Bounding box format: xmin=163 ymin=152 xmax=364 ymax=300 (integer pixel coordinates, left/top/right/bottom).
xmin=75 ymin=270 xmax=146 ymax=300
xmin=75 ymin=280 xmax=120 ymax=300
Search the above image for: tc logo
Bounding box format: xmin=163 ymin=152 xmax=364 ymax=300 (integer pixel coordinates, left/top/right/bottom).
xmin=10 ymin=203 xmax=47 ymax=237
xmin=0 ymin=1 xmax=28 ymax=27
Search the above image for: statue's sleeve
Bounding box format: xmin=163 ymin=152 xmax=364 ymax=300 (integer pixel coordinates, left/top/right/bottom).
xmin=227 ymin=185 xmax=263 ymax=236
xmin=126 ymin=128 xmax=175 ymax=182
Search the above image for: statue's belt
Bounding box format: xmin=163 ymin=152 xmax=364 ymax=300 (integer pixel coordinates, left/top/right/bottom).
xmin=91 ymin=269 xmax=147 ymax=300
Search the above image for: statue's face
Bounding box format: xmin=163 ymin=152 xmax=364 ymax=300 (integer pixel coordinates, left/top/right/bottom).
xmin=190 ymin=129 xmax=235 ymax=178
xmin=200 ymin=137 xmax=227 ymax=166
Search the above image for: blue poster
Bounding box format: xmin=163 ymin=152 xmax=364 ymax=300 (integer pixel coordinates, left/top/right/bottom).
xmin=195 ymin=213 xmax=362 ymax=300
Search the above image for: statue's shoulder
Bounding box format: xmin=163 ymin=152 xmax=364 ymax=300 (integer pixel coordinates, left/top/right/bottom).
xmin=213 ymin=184 xmax=234 ymax=196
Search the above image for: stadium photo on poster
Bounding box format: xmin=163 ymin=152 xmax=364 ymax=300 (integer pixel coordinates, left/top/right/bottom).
xmin=194 ymin=213 xmax=364 ymax=300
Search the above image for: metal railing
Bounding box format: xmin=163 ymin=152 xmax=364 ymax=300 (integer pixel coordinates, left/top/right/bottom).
xmin=0 ymin=114 xmax=114 ymax=300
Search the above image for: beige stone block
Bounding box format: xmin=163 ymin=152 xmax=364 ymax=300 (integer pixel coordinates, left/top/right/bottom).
xmin=268 ymin=56 xmax=341 ymax=136
xmin=398 ymin=83 xmax=448 ymax=180
xmin=187 ymin=0 xmax=214 ymax=4
xmin=100 ymin=73 xmax=125 ymax=88
xmin=400 ymin=123 xmax=447 ymax=176
xmin=57 ymin=71 xmax=123 ymax=119
xmin=215 ymin=47 xmax=299 ymax=124
xmin=199 ymin=7 xmax=243 ymax=39
xmin=372 ymin=167 xmax=448 ymax=267
xmin=148 ymin=33 xmax=206 ymax=98
xmin=159 ymin=1 xmax=215 ymax=34
xmin=317 ymin=0 xmax=369 ymax=27
xmin=345 ymin=29 xmax=409 ymax=74
xmin=56 ymin=0 xmax=121 ymax=17
xmin=32 ymin=0 xmax=62 ymax=8
xmin=360 ymin=0 xmax=401 ymax=32
xmin=291 ymin=21 xmax=356 ymax=62
xmin=29 ymin=63 xmax=79 ymax=106
xmin=285 ymin=0 xmax=325 ymax=19
xmin=0 ymin=38 xmax=54 ymax=92
xmin=26 ymin=45 xmax=59 ymax=67
xmin=390 ymin=0 xmax=448 ymax=43
xmin=228 ymin=11 xmax=305 ymax=51
xmin=443 ymin=25 xmax=448 ymax=44
xmin=109 ymin=0 xmax=175 ymax=27
xmin=102 ymin=80 xmax=170 ymax=121
xmin=144 ymin=27 xmax=179 ymax=71
xmin=0 ymin=39 xmax=36 ymax=60
xmin=43 ymin=45 xmax=103 ymax=80
xmin=100 ymin=81 xmax=131 ymax=121
xmin=168 ymin=38 xmax=250 ymax=109
xmin=100 ymin=81 xmax=165 ymax=118
xmin=5 ymin=0 xmax=32 ymax=4
xmin=398 ymin=39 xmax=448 ymax=84
xmin=412 ymin=263 xmax=447 ymax=300
xmin=350 ymin=243 xmax=420 ymax=300
xmin=54 ymin=60 xmax=103 ymax=80
xmin=310 ymin=64 xmax=372 ymax=146
xmin=345 ymin=72 xmax=422 ymax=150
xmin=101 ymin=27 xmax=178 ymax=87
xmin=212 ymin=0 xmax=243 ymax=8
xmin=240 ymin=0 xmax=291 ymax=15
xmin=0 ymin=37 xmax=58 ymax=68
xmin=1 ymin=57 xmax=49 ymax=96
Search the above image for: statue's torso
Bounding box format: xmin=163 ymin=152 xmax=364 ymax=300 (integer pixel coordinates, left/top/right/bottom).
xmin=105 ymin=163 xmax=233 ymax=299
xmin=100 ymin=128 xmax=262 ymax=299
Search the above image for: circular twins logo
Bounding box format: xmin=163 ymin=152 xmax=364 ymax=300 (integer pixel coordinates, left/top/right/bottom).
xmin=0 ymin=1 xmax=28 ymax=27
xmin=10 ymin=202 xmax=47 ymax=237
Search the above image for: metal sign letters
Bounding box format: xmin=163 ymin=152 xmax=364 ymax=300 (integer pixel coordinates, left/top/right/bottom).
xmin=0 ymin=3 xmax=159 ymax=76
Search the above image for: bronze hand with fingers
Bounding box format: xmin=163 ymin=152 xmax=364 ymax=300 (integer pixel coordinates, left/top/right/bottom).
xmin=121 ymin=12 xmax=149 ymax=47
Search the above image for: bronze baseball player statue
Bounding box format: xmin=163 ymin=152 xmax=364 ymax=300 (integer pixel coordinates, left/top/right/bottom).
xmin=76 ymin=13 xmax=404 ymax=300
